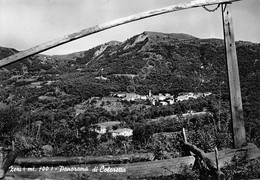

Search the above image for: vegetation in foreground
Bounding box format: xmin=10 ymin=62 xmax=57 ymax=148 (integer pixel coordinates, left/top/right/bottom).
xmin=0 ymin=31 xmax=259 ymax=179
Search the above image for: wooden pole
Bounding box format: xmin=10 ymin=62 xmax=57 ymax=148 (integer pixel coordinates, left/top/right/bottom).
xmin=14 ymin=153 xmax=154 ymax=167
xmin=182 ymin=141 xmax=225 ymax=179
xmin=182 ymin=128 xmax=192 ymax=156
xmin=0 ymin=0 xmax=241 ymax=68
xmin=221 ymin=3 xmax=246 ymax=148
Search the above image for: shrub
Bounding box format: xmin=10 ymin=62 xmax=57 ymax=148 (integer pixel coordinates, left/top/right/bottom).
xmin=222 ymin=150 xmax=260 ymax=179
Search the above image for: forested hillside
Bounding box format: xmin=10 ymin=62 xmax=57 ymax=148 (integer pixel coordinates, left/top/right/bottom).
xmin=0 ymin=31 xmax=259 ymax=179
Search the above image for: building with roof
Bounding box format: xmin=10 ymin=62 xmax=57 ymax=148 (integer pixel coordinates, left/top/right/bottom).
xmin=111 ymin=128 xmax=133 ymax=137
xmin=91 ymin=121 xmax=121 ymax=134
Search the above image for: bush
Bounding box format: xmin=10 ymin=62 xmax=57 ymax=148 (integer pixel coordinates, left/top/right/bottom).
xmin=0 ymin=106 xmax=22 ymax=136
xmin=222 ymin=151 xmax=260 ymax=179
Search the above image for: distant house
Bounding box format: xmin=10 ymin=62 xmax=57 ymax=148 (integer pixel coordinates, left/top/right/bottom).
xmin=176 ymin=92 xmax=212 ymax=102
xmin=176 ymin=92 xmax=198 ymax=102
xmin=186 ymin=92 xmax=196 ymax=98
xmin=166 ymin=99 xmax=174 ymax=105
xmin=123 ymin=93 xmax=141 ymax=101
xmin=95 ymin=76 xmax=108 ymax=80
xmin=111 ymin=92 xmax=127 ymax=98
xmin=91 ymin=121 xmax=121 ymax=134
xmin=140 ymin=95 xmax=148 ymax=100
xmin=158 ymin=93 xmax=167 ymax=101
xmin=111 ymin=128 xmax=133 ymax=137
xmin=113 ymin=74 xmax=137 ymax=79
xmin=116 ymin=93 xmax=126 ymax=98
xmin=187 ymin=110 xmax=195 ymax=113
xmin=204 ymin=92 xmax=212 ymax=97
xmin=160 ymin=101 xmax=168 ymax=106
xmin=176 ymin=95 xmax=189 ymax=102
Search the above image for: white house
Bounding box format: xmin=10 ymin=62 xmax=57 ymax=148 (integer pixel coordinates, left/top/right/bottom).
xmin=160 ymin=101 xmax=168 ymax=106
xmin=95 ymin=76 xmax=108 ymax=80
xmin=204 ymin=92 xmax=212 ymax=96
xmin=167 ymin=99 xmax=175 ymax=105
xmin=111 ymin=128 xmax=133 ymax=137
xmin=91 ymin=121 xmax=121 ymax=134
xmin=117 ymin=93 xmax=126 ymax=98
xmin=176 ymin=92 xmax=199 ymax=102
xmin=176 ymin=95 xmax=189 ymax=102
xmin=140 ymin=95 xmax=148 ymax=100
xmin=123 ymin=93 xmax=141 ymax=101
xmin=158 ymin=94 xmax=166 ymax=101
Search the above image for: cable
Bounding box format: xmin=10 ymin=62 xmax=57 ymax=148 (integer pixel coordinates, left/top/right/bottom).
xmin=202 ymin=4 xmax=220 ymax=12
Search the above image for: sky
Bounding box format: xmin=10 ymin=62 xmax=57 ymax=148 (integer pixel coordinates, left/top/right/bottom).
xmin=0 ymin=0 xmax=259 ymax=55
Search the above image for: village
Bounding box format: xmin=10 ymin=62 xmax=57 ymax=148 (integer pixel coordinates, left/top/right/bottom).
xmin=74 ymin=90 xmax=212 ymax=139
xmin=110 ymin=90 xmax=212 ymax=105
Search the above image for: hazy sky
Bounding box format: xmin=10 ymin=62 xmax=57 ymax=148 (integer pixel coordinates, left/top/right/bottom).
xmin=0 ymin=0 xmax=259 ymax=55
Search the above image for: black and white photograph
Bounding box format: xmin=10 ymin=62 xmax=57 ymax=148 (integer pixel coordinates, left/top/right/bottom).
xmin=0 ymin=0 xmax=259 ymax=179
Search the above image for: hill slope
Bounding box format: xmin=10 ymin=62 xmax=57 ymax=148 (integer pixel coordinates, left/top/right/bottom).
xmin=1 ymin=31 xmax=259 ymax=97
xmin=0 ymin=31 xmax=259 ymax=158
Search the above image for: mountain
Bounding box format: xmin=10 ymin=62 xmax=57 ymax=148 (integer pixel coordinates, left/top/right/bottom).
xmin=50 ymin=32 xmax=197 ymax=66
xmin=1 ymin=31 xmax=259 ymax=99
xmin=51 ymin=41 xmax=122 ymax=63
xmin=49 ymin=31 xmax=258 ymax=94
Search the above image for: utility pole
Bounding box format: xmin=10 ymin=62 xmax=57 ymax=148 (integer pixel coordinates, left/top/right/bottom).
xmin=221 ymin=3 xmax=246 ymax=148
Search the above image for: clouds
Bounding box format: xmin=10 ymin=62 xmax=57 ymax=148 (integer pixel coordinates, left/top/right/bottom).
xmin=0 ymin=0 xmax=259 ymax=55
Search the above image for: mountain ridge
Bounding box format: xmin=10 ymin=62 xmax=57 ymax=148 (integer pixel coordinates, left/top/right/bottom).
xmin=47 ymin=31 xmax=198 ymax=61
xmin=0 ymin=31 xmax=259 ymax=126
xmin=0 ymin=31 xmax=259 ymax=93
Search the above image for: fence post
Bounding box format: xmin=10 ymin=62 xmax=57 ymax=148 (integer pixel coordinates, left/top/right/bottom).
xmin=221 ymin=3 xmax=246 ymax=148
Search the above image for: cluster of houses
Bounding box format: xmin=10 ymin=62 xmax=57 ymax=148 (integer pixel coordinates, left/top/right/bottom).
xmin=74 ymin=90 xmax=212 ymax=116
xmin=176 ymin=92 xmax=212 ymax=102
xmin=110 ymin=90 xmax=212 ymax=106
